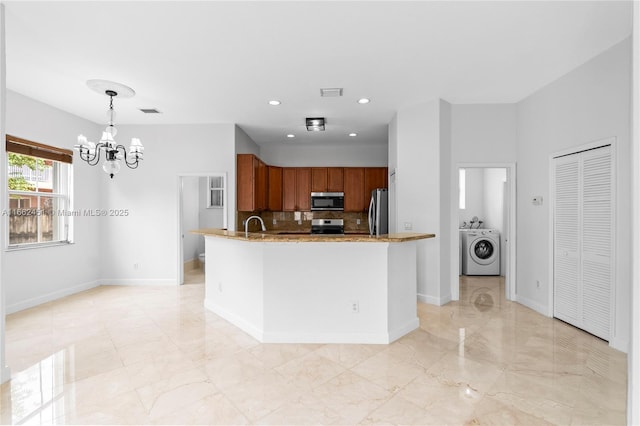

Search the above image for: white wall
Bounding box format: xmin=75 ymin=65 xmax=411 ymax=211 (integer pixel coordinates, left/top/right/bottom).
xmin=100 ymin=123 xmax=236 ymax=285
xmin=459 ymin=168 xmax=485 ymax=226
xmin=392 ymin=100 xmax=445 ymax=304
xmin=260 ymin=143 xmax=388 ymax=167
xmin=235 ymin=126 xmax=260 ymax=156
xmin=483 ymin=168 xmax=506 ymax=231
xmin=439 ymin=100 xmax=453 ymax=305
xmin=452 ymin=104 xmax=518 ymax=164
xmin=517 ymin=37 xmax=631 ymax=352
xmin=3 ymin=90 xmax=102 ymax=313
xmin=181 ymin=176 xmax=200 ymax=262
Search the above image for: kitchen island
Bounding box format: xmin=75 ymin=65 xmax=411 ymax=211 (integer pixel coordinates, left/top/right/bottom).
xmin=193 ymin=228 xmax=435 ymax=344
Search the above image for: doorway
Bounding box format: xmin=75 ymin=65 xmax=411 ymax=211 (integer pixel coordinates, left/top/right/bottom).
xmin=177 ymin=173 xmax=227 ymax=285
xmin=455 ymin=163 xmax=516 ymax=302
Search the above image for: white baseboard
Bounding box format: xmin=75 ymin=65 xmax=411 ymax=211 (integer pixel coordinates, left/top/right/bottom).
xmin=204 ymin=299 xmax=264 ymax=341
xmin=1 ymin=365 xmax=10 ymax=383
xmin=205 ymin=299 xmax=418 ymax=344
xmin=6 ymin=280 xmax=100 ymax=314
xmin=609 ymin=336 xmax=629 ymax=353
xmin=417 ymin=293 xmax=451 ymax=306
xmin=515 ymin=294 xmax=550 ymax=317
xmin=98 ymin=279 xmax=177 ymax=286
xmin=388 ymin=318 xmax=420 ymax=343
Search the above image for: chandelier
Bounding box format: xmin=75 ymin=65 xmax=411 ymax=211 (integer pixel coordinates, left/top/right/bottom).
xmin=74 ymin=80 xmax=144 ymax=179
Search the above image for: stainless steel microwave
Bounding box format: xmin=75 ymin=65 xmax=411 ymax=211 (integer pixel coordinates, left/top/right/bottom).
xmin=310 ymin=192 xmax=344 ymax=211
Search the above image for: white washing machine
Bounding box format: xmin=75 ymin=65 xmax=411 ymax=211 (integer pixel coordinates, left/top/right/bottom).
xmin=461 ymin=229 xmax=500 ymax=276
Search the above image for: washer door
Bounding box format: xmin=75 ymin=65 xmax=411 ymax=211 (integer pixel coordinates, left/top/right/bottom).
xmin=469 ymin=237 xmax=498 ymax=265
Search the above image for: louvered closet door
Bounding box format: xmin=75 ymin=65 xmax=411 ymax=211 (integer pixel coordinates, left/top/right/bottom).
xmin=554 ymin=155 xmax=581 ymax=326
xmin=553 ymin=145 xmax=612 ymax=341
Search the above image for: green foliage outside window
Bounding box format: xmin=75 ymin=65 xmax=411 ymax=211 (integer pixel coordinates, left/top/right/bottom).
xmin=8 ymin=153 xmax=49 ymax=191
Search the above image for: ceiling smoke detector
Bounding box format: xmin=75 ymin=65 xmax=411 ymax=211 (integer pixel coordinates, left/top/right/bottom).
xmin=306 ymin=117 xmax=325 ymax=131
xmin=320 ymin=88 xmax=343 ymax=97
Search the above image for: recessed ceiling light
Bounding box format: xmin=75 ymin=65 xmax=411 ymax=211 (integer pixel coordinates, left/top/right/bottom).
xmin=268 ymin=100 xmax=281 ymax=106
xmin=349 ymin=133 xmax=357 ymax=137
xmin=286 ymin=134 xmax=295 ymax=138
xmin=357 ymin=98 xmax=370 ymax=104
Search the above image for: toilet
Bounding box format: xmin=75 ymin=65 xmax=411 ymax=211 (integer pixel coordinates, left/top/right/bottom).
xmin=198 ymin=253 xmax=205 ymax=268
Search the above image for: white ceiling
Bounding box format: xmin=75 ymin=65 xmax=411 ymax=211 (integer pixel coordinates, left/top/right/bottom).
xmin=3 ymin=1 xmax=633 ymax=147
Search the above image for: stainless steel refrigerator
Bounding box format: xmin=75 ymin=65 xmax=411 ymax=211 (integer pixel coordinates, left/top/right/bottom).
xmin=368 ymin=188 xmax=388 ymax=236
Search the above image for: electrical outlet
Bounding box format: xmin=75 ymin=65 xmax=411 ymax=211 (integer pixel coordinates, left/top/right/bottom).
xmin=297 ymin=219 xmax=302 ymax=225
xmin=351 ymin=300 xmax=359 ymax=313
xmin=404 ymin=222 xmax=413 ymax=230
xmin=356 ymin=219 xmax=361 ymax=225
xmin=133 ymin=263 xmax=139 ymax=270
xmin=272 ymin=219 xmax=277 ymax=225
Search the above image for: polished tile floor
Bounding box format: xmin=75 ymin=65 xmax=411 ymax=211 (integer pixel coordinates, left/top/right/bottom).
xmin=0 ymin=274 xmax=627 ymax=425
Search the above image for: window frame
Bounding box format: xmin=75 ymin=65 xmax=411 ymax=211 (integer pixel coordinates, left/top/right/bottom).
xmin=5 ymin=135 xmax=74 ymax=250
xmin=207 ymin=174 xmax=225 ymax=209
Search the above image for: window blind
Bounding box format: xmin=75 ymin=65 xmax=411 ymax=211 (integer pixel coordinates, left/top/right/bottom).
xmin=6 ymin=134 xmax=73 ymax=164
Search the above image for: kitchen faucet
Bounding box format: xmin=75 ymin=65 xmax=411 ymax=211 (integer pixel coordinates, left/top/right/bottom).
xmin=245 ymin=215 xmax=266 ymax=238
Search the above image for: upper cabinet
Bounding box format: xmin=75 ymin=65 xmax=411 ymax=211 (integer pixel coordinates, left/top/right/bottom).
xmin=267 ymin=166 xmax=283 ymax=211
xmin=282 ymin=168 xmax=296 ymax=211
xmin=237 ymin=155 xmax=386 ymax=213
xmin=312 ymin=167 xmax=344 ymax=192
xmin=343 ymin=167 xmax=365 ymax=212
xmin=237 ymin=154 xmax=267 ymax=212
xmin=364 ymin=167 xmax=388 ymax=199
xmin=296 ymin=168 xmax=311 ymax=211
xmin=283 ymin=167 xmax=311 ymax=211
xmin=311 ymin=168 xmax=328 ymax=192
xmin=327 ymin=168 xmax=344 ymax=192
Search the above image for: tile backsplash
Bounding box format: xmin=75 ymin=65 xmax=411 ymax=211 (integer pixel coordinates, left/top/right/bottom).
xmin=237 ymin=211 xmax=369 ymax=233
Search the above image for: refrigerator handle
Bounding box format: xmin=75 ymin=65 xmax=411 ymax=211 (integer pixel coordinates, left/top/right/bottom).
xmin=368 ymin=195 xmax=375 ymax=235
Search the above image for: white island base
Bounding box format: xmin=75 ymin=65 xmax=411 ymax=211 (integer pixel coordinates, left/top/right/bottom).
xmin=204 ymin=236 xmax=421 ymax=344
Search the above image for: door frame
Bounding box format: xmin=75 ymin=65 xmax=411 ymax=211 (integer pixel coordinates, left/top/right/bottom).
xmin=454 ymin=162 xmax=517 ymax=302
xmin=177 ymin=172 xmax=228 ymax=285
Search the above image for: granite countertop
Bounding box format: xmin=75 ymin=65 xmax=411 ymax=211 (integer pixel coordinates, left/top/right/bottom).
xmin=192 ymin=228 xmax=435 ymax=242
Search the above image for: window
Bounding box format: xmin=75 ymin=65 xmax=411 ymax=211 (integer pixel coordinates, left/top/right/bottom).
xmin=6 ymin=135 xmax=73 ymax=247
xmin=207 ymin=175 xmax=225 ymax=208
xmin=459 ymin=168 xmax=466 ymax=209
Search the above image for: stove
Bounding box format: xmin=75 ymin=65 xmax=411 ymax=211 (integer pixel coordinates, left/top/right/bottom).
xmin=310 ymin=219 xmax=344 ymax=235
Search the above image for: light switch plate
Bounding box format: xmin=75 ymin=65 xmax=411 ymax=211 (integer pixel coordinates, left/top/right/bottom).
xmin=404 ymin=222 xmax=413 ymax=230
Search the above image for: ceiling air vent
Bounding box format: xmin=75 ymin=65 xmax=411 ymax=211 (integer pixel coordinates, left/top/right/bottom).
xmin=139 ymin=108 xmax=161 ymax=114
xmin=320 ymin=88 xmax=343 ymax=97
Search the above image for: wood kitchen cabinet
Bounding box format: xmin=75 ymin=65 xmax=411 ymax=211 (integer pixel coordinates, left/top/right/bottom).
xmin=364 ymin=167 xmax=388 ymax=200
xmin=343 ymin=167 xmax=365 ymax=212
xmin=311 ymin=167 xmax=344 ymax=192
xmin=311 ymin=168 xmax=328 ymax=192
xmin=237 ymin=154 xmax=267 ymax=212
xmin=295 ymin=168 xmax=311 ymax=211
xmin=282 ymin=167 xmax=311 ymax=211
xmin=327 ymin=167 xmax=344 ymax=192
xmin=267 ymin=166 xmax=283 ymax=211
xmin=282 ymin=168 xmax=296 ymax=211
